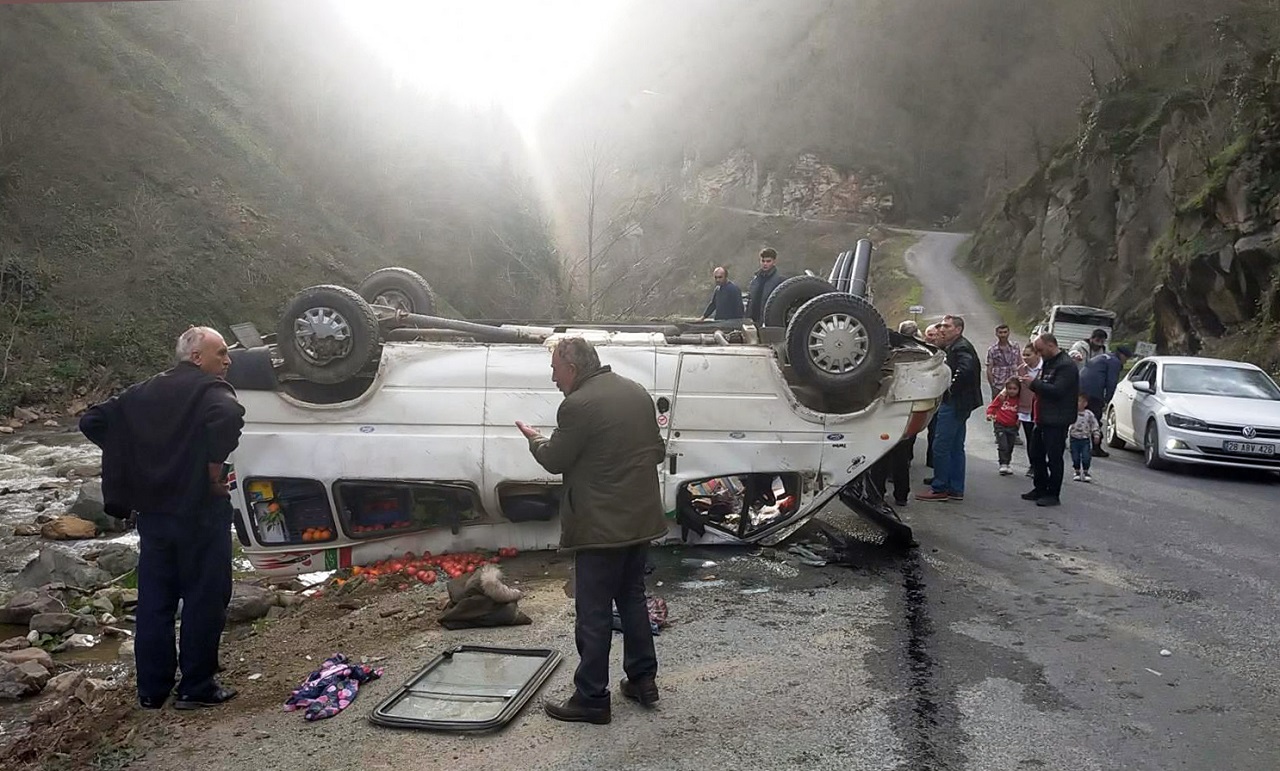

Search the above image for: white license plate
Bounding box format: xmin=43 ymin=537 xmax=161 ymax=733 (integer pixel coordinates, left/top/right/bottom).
xmin=1223 ymin=441 xmax=1276 ymax=456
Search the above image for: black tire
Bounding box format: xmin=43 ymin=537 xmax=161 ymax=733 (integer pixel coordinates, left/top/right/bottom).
xmin=357 ymin=267 xmax=436 ymax=316
xmin=785 ymin=292 xmax=889 ymax=393
xmin=1105 ymin=407 xmax=1127 ymax=449
xmin=225 ymin=346 xmax=277 ymax=391
xmin=1143 ymin=420 xmax=1170 ymax=471
xmin=276 ymin=285 xmax=381 ymax=385
xmin=762 ymin=275 xmax=837 ymax=328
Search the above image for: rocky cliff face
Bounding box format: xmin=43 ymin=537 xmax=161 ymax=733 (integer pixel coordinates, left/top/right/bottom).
xmin=685 ymin=149 xmax=895 ymax=221
xmin=968 ymin=69 xmax=1280 ymax=370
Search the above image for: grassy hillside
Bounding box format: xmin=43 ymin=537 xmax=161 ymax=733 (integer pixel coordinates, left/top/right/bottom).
xmin=0 ymin=2 xmax=560 ymax=411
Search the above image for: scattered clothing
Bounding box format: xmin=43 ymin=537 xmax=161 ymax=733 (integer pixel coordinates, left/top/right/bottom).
xmin=284 ymin=653 xmax=383 ymax=721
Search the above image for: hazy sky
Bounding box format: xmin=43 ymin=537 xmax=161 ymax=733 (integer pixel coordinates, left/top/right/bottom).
xmin=330 ymin=0 xmax=624 ymax=134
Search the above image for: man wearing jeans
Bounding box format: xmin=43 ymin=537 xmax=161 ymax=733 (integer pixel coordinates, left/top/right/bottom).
xmin=1021 ymin=334 xmax=1080 ymax=507
xmin=518 ymin=337 xmax=667 ymax=725
xmin=917 ymin=315 xmax=983 ymax=502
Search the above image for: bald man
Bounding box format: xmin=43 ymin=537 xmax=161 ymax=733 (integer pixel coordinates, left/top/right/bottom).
xmin=80 ymin=326 xmax=245 ymax=711
xmin=699 ymin=266 xmax=744 ymax=321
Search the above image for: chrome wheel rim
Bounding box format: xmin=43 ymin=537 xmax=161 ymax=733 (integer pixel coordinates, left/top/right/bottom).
xmin=292 ymin=306 xmax=353 ymax=365
xmin=806 ymin=312 xmax=870 ymax=375
xmin=1145 ymin=425 xmax=1157 ymax=464
xmin=1105 ymin=410 xmax=1116 ymax=444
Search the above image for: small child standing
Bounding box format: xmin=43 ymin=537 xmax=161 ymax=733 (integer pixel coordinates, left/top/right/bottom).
xmin=985 ymin=377 xmax=1022 ymax=476
xmin=1069 ymin=393 xmax=1102 ymax=482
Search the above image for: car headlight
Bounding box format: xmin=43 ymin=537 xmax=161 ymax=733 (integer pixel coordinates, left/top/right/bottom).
xmin=1164 ymin=413 xmax=1206 ymax=430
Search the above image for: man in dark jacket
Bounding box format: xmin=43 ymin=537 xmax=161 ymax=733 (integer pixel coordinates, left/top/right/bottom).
xmin=517 ymin=337 xmax=667 ymax=724
xmin=1079 ymin=345 xmax=1132 ymax=457
xmin=79 ymin=327 xmax=245 ymax=710
xmin=917 ymin=315 xmax=982 ymax=502
xmin=746 ymin=247 xmax=786 ymax=326
xmin=1021 ymin=333 xmax=1080 ymax=507
xmin=699 ymin=266 xmax=745 ymax=321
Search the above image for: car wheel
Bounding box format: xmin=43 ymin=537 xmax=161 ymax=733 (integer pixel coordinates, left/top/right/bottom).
xmin=277 ymin=285 xmax=381 ymax=384
xmin=1105 ymin=407 xmax=1127 ymax=449
xmin=357 ymin=267 xmax=436 ymax=316
xmin=1143 ymin=420 xmax=1170 ymax=471
xmin=785 ymin=292 xmax=888 ymax=394
xmin=762 ymin=275 xmax=836 ymax=328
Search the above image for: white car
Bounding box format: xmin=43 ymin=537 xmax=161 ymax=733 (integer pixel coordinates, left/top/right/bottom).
xmin=1103 ymin=355 xmax=1280 ymax=472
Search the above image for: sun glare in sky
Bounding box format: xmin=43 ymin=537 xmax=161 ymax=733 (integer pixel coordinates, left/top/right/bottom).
xmin=331 ymin=0 xmax=623 ymax=133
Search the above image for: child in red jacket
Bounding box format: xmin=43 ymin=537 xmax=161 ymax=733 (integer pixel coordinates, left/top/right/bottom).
xmin=985 ymin=377 xmax=1023 ymax=476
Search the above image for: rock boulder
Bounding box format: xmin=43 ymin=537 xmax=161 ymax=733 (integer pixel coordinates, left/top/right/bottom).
xmin=30 ymin=612 xmax=78 ymax=636
xmin=0 ymin=660 xmax=50 ymax=699
xmin=14 ymin=548 xmax=112 ymax=591
xmin=41 ymin=516 xmax=97 ymax=541
xmin=45 ymin=670 xmax=86 ymax=697
xmin=227 ymin=583 xmax=275 ymax=623
xmin=0 ymin=588 xmax=65 ymax=625
xmin=68 ymin=481 xmax=124 ymax=534
xmin=1 ymin=647 xmax=54 ymax=671
xmin=13 ymin=523 xmax=42 ymax=537
xmin=0 ymin=637 xmax=31 ymax=652
xmin=95 ymin=543 xmax=139 ymax=577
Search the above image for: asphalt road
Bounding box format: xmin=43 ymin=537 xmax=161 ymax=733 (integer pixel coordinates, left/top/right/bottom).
xmin=890 ymin=231 xmax=1280 ymax=769
xmin=131 ymin=234 xmax=1280 ymax=771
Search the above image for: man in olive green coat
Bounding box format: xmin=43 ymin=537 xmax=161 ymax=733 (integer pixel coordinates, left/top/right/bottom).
xmin=517 ymin=337 xmax=667 ymax=725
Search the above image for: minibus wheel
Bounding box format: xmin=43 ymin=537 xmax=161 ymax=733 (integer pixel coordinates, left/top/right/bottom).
xmin=786 ymin=292 xmax=888 ymax=393
xmin=277 ymin=285 xmax=381 ymax=384
xmin=357 ymin=267 xmax=436 ymax=316
xmin=762 ymin=275 xmax=836 ymax=328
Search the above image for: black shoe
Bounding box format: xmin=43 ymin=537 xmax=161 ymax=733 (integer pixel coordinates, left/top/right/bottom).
xmin=1035 ymin=497 xmax=1061 ymax=507
xmin=1093 ymin=449 xmax=1110 ymax=458
xmin=923 ymin=477 xmax=934 ymax=485
xmin=620 ymin=677 xmax=659 ymax=706
xmin=173 ymin=685 xmax=238 ymax=710
xmin=138 ymin=694 xmax=167 ymax=710
xmin=544 ymin=694 xmax=611 ymax=724
xmin=1020 ymin=490 xmax=1042 ymax=501
xmin=894 ymin=498 xmax=909 ymax=507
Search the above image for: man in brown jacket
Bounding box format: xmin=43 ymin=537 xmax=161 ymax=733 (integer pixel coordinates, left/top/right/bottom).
xmin=517 ymin=337 xmax=667 ymax=725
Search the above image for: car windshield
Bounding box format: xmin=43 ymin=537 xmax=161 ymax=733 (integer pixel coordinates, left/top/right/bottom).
xmin=1161 ymin=364 xmax=1280 ymax=400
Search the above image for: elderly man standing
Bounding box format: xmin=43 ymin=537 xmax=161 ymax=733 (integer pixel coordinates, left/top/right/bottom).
xmin=517 ymin=338 xmax=667 ymax=725
xmin=80 ymin=327 xmax=244 ymax=710
xmin=699 ymin=266 xmax=744 ymax=321
xmin=1021 ymin=333 xmax=1080 ymax=507
xmin=917 ymin=315 xmax=982 ymax=502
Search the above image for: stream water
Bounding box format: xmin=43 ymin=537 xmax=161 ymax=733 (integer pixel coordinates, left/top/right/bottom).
xmin=0 ymin=430 xmax=134 ymax=738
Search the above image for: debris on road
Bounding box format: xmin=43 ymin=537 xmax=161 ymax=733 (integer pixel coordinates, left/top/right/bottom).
xmin=1160 ymin=649 xmax=1172 ymax=657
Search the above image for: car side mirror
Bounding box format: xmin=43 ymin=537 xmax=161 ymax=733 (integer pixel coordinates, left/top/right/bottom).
xmin=1132 ymin=380 xmax=1154 ymax=395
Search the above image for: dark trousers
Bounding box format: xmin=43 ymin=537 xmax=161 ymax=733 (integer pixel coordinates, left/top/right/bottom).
xmin=925 ymin=413 xmax=938 ymax=468
xmin=870 ymin=438 xmax=913 ymax=504
xmin=135 ymin=499 xmax=233 ymax=702
xmin=573 ymin=545 xmax=657 ymax=708
xmin=1086 ymin=396 xmax=1107 ymax=450
xmin=994 ymin=424 xmax=1018 ymax=465
xmin=1030 ymin=424 xmax=1068 ymax=499
xmin=1021 ymin=420 xmax=1035 ymax=465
